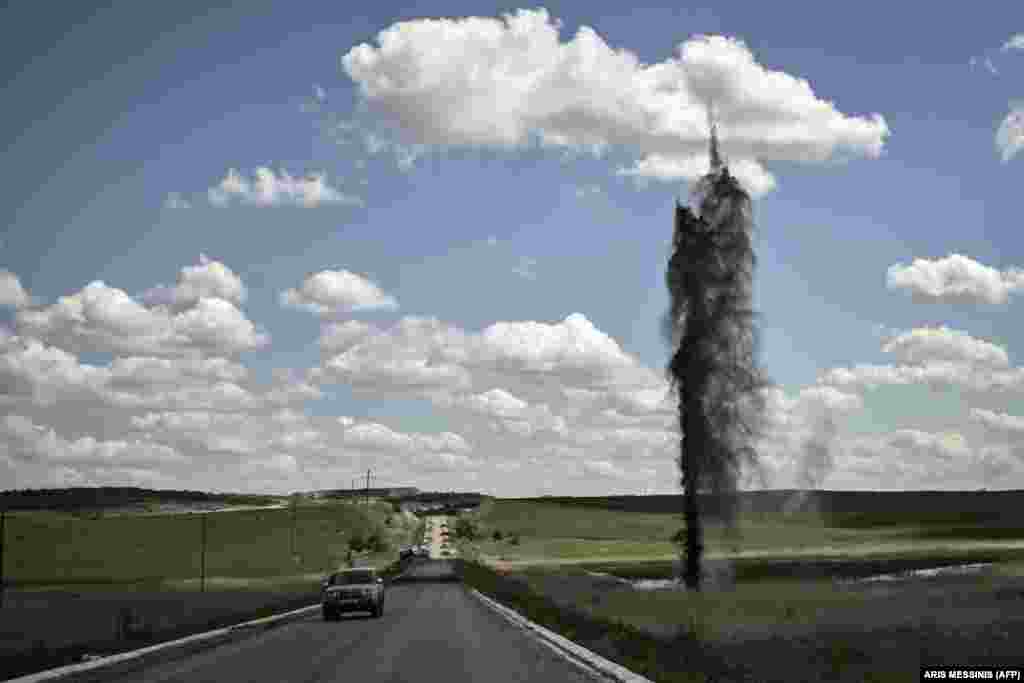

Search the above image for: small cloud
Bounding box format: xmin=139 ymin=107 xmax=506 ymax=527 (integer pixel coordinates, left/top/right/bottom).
xmin=574 ymin=184 xmax=602 ymax=199
xmin=361 ymin=130 xmax=424 ymax=171
xmin=1001 ymin=34 xmax=1024 ymax=51
xmin=163 ymin=192 xmax=192 ymax=210
xmin=208 ymin=168 xmax=363 ymax=208
xmin=997 ymin=101 xmax=1024 ymax=163
xmin=512 ymin=257 xmax=538 ymax=281
xmin=969 ymin=54 xmax=1000 ymax=76
xmin=300 ymin=84 xmax=328 ymax=113
xmin=281 ymin=269 xmax=399 ymax=316
xmin=886 ymin=253 xmax=1024 ymax=305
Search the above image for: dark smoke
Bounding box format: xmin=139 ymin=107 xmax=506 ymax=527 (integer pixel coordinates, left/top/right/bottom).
xmin=664 ymin=120 xmax=768 ymax=590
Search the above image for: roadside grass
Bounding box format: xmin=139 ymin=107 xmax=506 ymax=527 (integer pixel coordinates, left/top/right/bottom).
xmin=459 ymin=495 xmax=1024 ymax=680
xmin=460 ymin=557 xmax=1024 ymax=682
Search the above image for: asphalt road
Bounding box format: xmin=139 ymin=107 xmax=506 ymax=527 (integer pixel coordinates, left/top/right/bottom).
xmin=58 ymin=560 xmax=601 ymax=683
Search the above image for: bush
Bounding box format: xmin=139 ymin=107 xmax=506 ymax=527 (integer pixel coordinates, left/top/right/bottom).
xmin=492 ymin=530 xmax=503 ymax=541
xmin=367 ymin=532 xmax=388 ymax=553
xmin=455 ymin=517 xmax=478 ymax=540
xmin=348 ymin=532 xmax=366 ymax=552
xmin=509 ymin=534 xmax=520 ymax=545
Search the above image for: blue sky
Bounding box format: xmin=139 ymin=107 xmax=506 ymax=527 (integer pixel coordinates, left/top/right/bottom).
xmin=2 ymin=2 xmax=1023 ymax=495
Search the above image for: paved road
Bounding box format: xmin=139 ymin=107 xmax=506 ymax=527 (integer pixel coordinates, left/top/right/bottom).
xmin=60 ymin=560 xmax=600 ymax=683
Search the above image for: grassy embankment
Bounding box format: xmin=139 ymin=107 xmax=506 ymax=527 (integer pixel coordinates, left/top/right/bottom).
xmin=0 ymin=498 xmax=418 ymax=679
xmin=453 ymin=492 xmax=1024 ymax=682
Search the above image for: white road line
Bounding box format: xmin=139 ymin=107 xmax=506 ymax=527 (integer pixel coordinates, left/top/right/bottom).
xmin=469 ymin=588 xmax=656 ymax=683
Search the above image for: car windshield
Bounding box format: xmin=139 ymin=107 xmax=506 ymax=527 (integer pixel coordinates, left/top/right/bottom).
xmin=329 ymin=571 xmax=375 ymax=585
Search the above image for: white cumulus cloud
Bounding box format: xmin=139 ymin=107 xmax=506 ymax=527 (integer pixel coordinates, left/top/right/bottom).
xmin=281 ymin=270 xmax=399 ymax=316
xmin=886 ymin=253 xmax=1024 ymax=305
xmin=882 ymin=326 xmax=1009 ymax=368
xmin=0 ymin=271 xmax=31 ymax=308
xmin=141 ymin=255 xmax=246 ymax=308
xmin=341 ymin=9 xmax=888 ymax=193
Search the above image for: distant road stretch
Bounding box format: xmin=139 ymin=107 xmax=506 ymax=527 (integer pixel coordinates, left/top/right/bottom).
xmin=59 ymin=560 xmax=600 ymax=683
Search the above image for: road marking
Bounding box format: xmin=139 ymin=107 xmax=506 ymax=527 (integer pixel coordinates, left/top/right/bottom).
xmin=469 ymin=588 xmax=655 ymax=683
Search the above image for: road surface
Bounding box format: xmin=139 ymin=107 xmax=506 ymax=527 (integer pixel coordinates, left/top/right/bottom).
xmin=57 ymin=560 xmax=601 ymax=683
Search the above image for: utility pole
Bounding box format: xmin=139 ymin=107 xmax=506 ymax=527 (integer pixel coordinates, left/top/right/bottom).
xmin=290 ymin=496 xmax=297 ymax=561
xmin=0 ymin=508 xmax=6 ymax=609
xmin=200 ymin=513 xmax=207 ymax=593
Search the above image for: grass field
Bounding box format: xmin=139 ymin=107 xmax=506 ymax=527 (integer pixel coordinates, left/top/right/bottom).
xmin=1 ymin=499 xmax=408 ymax=586
xmin=468 ymin=492 xmax=1024 ymax=567
xmin=0 ymin=498 xmax=419 ymax=679
xmin=452 ymin=491 xmax=1024 ymax=681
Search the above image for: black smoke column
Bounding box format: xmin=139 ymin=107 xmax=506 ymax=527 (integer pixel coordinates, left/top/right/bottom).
xmin=665 ymin=121 xmax=767 ymax=590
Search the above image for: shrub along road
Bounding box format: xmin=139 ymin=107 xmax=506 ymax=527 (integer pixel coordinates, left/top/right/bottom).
xmin=52 ymin=559 xmax=602 ymax=683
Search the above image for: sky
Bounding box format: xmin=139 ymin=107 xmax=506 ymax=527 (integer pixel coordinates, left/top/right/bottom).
xmin=2 ymin=1 xmax=1023 ymax=496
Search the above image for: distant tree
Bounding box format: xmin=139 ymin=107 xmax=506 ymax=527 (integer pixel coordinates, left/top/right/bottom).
xmin=367 ymin=532 xmax=388 ymax=553
xmin=455 ymin=517 xmax=477 ymax=540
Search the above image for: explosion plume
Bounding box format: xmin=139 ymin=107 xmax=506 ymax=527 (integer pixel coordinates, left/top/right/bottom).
xmin=664 ymin=116 xmax=768 ymax=590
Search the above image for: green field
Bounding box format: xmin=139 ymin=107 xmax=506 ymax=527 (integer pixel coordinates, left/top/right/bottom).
xmin=466 ymin=491 xmax=1024 ymax=567
xmin=450 ymin=491 xmax=1024 ymax=682
xmin=1 ymin=499 xmax=413 ymax=586
xmin=0 ymin=497 xmax=422 ymax=679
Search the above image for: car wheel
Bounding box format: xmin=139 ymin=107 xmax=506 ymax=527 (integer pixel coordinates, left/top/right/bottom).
xmin=322 ymin=607 xmax=336 ymax=621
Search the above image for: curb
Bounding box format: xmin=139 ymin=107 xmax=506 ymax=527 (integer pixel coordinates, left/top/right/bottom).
xmin=3 ymin=602 xmax=322 ymax=683
xmin=469 ymin=588 xmax=655 ymax=683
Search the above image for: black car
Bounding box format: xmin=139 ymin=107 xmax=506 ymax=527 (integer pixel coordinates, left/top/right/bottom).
xmin=321 ymin=568 xmax=385 ymax=620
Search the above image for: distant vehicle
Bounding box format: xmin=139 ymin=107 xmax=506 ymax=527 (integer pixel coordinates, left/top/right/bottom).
xmin=322 ymin=568 xmax=385 ymax=620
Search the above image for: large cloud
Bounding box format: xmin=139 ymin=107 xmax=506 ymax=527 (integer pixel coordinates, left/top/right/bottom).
xmin=281 ymin=270 xmax=399 ymax=316
xmin=315 ymin=313 xmax=654 ymax=402
xmin=14 ymin=257 xmax=268 ymax=357
xmin=208 ymin=168 xmax=363 ymax=207
xmin=886 ymin=253 xmax=1024 ymax=305
xmin=2 ymin=414 xmax=187 ymax=468
xmin=970 ymin=408 xmax=1024 ymax=438
xmin=881 ymin=326 xmax=1009 ymax=368
xmin=818 ymin=326 xmax=1023 ymax=394
xmin=341 ymin=9 xmax=888 ymax=194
